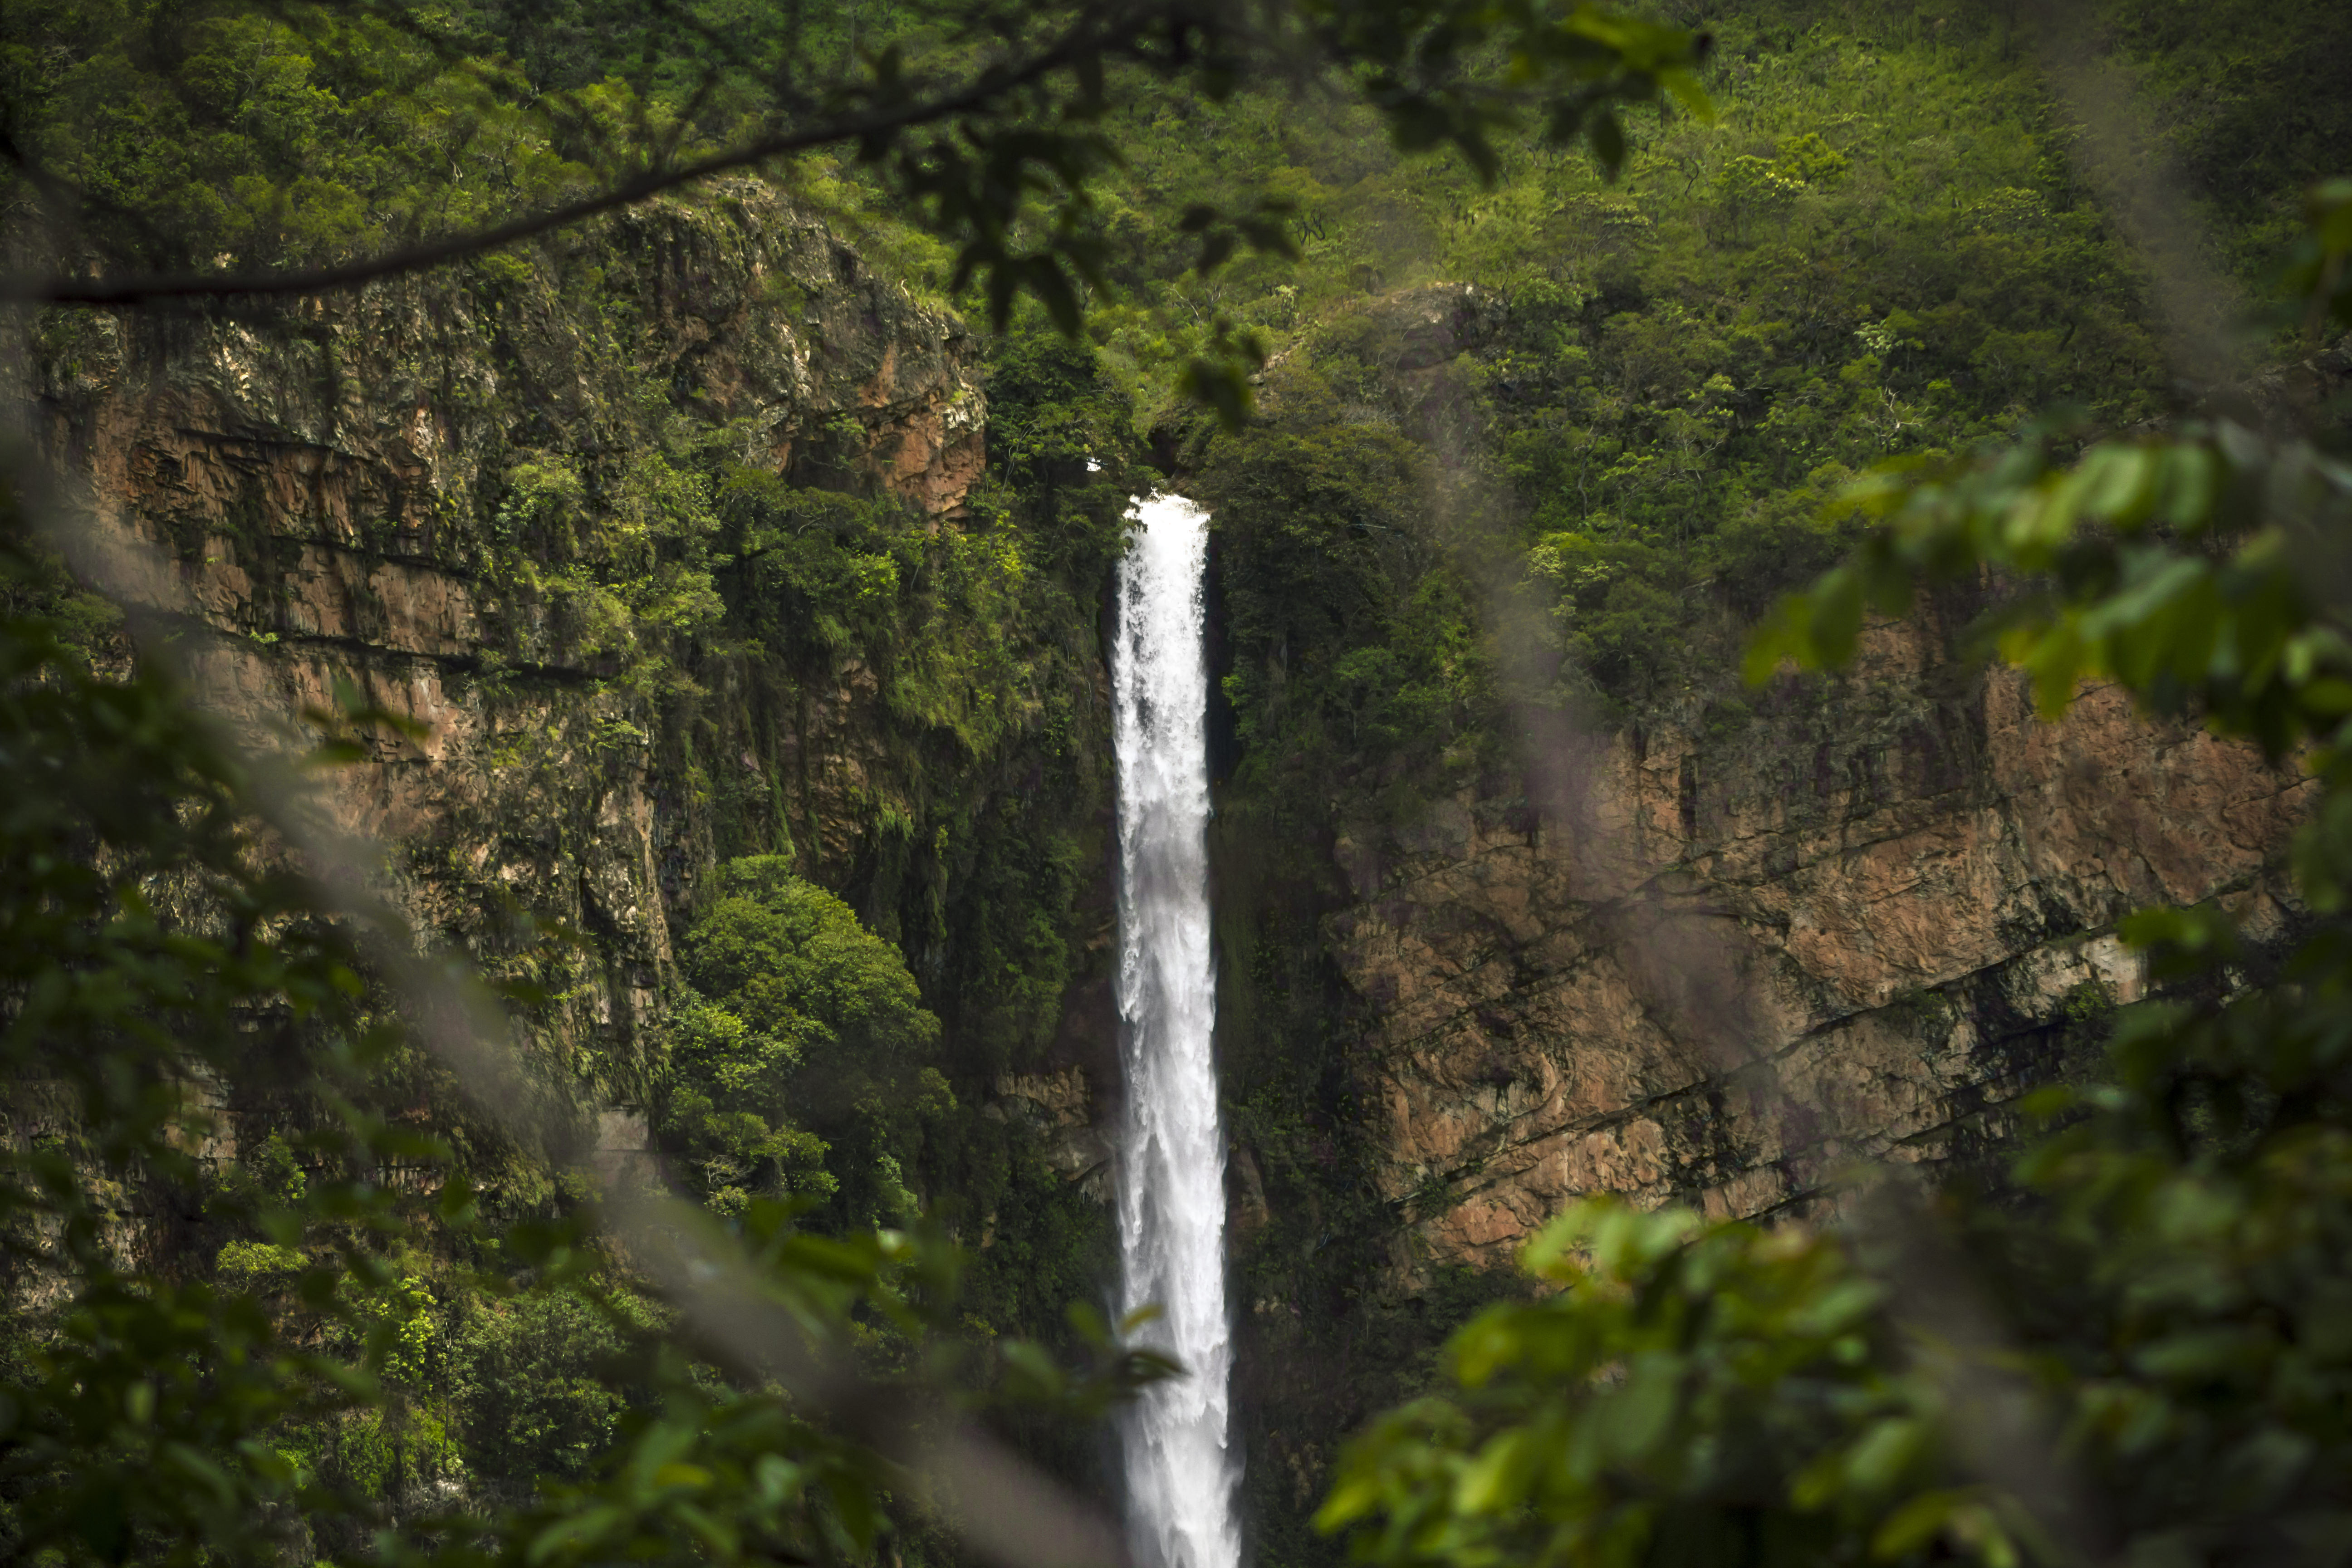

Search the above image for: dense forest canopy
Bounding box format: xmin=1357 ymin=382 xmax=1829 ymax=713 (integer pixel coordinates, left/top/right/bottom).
xmin=1 ymin=0 xmax=2351 ymax=1565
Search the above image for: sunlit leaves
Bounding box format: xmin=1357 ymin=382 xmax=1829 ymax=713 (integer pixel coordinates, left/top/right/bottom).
xmin=1744 ymin=418 xmax=2352 ymax=761
xmin=1318 ymin=1199 xmax=1911 ymax=1568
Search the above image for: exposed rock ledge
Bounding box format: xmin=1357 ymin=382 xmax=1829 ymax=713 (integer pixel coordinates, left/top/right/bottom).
xmin=1330 ymin=617 xmax=2314 ymax=1268
xmin=25 ymin=184 xmax=985 ymax=1098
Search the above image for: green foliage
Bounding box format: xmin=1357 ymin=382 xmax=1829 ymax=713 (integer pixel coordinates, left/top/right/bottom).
xmin=1203 ymin=368 xmax=1501 ymax=829
xmin=1319 ymin=1201 xmax=1900 ymax=1567
xmin=0 ymin=0 xmax=566 ymax=270
xmin=685 ymin=858 xmax=937 ymax=1066
xmin=447 ymin=1287 xmax=642 ymax=1481
xmin=663 ymin=856 xmax=948 ymax=1228
xmin=499 ymin=451 xmax=726 ymax=685
xmin=1318 ymin=171 xmax=2352 ymax=1568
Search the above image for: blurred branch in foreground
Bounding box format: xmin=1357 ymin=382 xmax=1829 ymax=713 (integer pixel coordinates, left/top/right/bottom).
xmin=0 ymin=0 xmax=1707 ymax=416
xmin=1313 ymin=178 xmax=2352 ymax=1568
xmin=0 ymin=436 xmax=1168 ymax=1565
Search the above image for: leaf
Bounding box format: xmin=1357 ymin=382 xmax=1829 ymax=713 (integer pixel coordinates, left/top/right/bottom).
xmin=652 ymin=1462 xmax=714 ymax=1490
xmin=1455 ymin=1427 xmax=1533 ymax=1514
xmin=1065 ymin=1301 xmax=1110 ymax=1347
xmin=1842 ymin=1417 xmax=1923 ymax=1494
xmin=1179 ymin=355 xmax=1255 ymax=431
xmin=2131 ymin=1328 xmax=2264 ymax=1380
xmin=437 ymin=1170 xmax=478 ymax=1225
xmin=1588 ymin=109 xmax=1626 ymax=176
xmin=527 ymin=1503 xmax=626 ymax=1564
xmin=1657 ymin=66 xmax=1716 ymax=122
xmin=1871 ymin=1490 xmax=1965 ymax=1559
xmin=1000 ymin=1339 xmax=1066 ymax=1395
xmin=1598 ymin=1351 xmax=1681 ymax=1460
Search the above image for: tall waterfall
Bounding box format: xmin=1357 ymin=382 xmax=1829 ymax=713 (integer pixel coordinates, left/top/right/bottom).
xmin=1112 ymin=492 xmax=1240 ymax=1568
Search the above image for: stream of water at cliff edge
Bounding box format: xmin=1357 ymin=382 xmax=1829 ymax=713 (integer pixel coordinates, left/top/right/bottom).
xmin=1112 ymin=491 xmax=1240 ymax=1568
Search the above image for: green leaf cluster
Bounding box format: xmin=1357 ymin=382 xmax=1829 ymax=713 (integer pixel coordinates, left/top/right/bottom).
xmin=1319 ymin=1201 xmax=1902 ymax=1568
xmin=1315 ymin=163 xmax=2352 ymax=1568
xmin=662 ymin=856 xmax=947 ymax=1228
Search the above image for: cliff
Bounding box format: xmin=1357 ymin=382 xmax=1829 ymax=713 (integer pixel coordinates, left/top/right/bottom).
xmin=23 ymin=180 xmax=2318 ymax=1553
xmin=1222 ymin=589 xmax=2310 ymax=1560
xmin=23 ymin=183 xmax=1139 ymax=1277
xmin=1202 ymin=282 xmax=2323 ymax=1558
xmin=1332 ymin=619 xmax=2311 ymax=1264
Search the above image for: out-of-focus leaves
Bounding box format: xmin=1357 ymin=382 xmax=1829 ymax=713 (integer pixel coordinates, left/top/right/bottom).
xmin=0 ymin=481 xmax=1168 ymax=1564
xmin=1328 ymin=185 xmax=2352 ymax=1568
xmin=1744 ymin=416 xmax=2352 ymax=766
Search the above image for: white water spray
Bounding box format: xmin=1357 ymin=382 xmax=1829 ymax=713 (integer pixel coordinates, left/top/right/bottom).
xmin=1112 ymin=492 xmax=1240 ymax=1568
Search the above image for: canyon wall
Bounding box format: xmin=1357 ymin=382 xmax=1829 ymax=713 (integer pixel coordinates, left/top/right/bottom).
xmin=35 ymin=209 xmax=2307 ymax=1244
xmin=24 ymin=184 xmax=1067 ymax=1129
xmin=1328 ymin=617 xmax=2312 ymax=1265
xmin=22 ymin=200 xmax=2320 ymax=1549
xmin=1230 ymin=578 xmax=2311 ymax=1549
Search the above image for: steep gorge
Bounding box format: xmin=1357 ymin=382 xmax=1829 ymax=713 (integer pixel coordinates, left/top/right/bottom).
xmin=1330 ymin=618 xmax=2308 ymax=1260
xmin=23 ymin=177 xmax=2320 ymax=1558
xmin=1193 ymin=275 xmax=2333 ymax=1553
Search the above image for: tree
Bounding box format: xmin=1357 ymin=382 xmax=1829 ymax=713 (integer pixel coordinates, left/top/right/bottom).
xmin=665 ymin=856 xmax=951 ymax=1225
xmin=2 ymin=0 xmax=1710 ymax=411
xmin=0 ymin=2 xmax=1724 ymax=1557
xmin=1315 ymin=181 xmax=2352 ymax=1568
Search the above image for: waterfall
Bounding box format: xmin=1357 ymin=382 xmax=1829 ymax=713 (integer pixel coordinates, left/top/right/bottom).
xmin=1112 ymin=492 xmax=1240 ymax=1568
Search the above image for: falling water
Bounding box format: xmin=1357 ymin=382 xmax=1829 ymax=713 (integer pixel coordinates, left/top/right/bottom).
xmin=1112 ymin=492 xmax=1240 ymax=1568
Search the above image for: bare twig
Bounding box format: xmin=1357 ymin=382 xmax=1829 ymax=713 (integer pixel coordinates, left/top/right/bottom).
xmin=8 ymin=436 xmax=1132 ymax=1568
xmin=0 ymin=0 xmax=1151 ymax=308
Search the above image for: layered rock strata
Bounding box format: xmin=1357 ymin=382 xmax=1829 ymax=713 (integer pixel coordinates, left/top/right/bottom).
xmin=25 ymin=186 xmax=987 ymax=1113
xmin=1329 ymin=618 xmax=2313 ymax=1265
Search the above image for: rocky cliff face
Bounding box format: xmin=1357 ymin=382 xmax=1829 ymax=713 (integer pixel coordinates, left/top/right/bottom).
xmin=1328 ymin=611 xmax=2312 ymax=1267
xmin=1225 ymin=568 xmax=2314 ymax=1553
xmin=27 ymin=192 xmax=2321 ymax=1542
xmin=26 ymin=184 xmax=1004 ymax=1115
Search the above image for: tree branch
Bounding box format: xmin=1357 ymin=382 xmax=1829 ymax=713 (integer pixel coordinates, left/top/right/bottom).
xmin=0 ymin=0 xmax=1147 ymax=308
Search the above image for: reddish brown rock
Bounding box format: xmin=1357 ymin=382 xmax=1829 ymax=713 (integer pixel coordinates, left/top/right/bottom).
xmin=27 ymin=183 xmax=991 ymax=1098
xmin=1335 ymin=617 xmax=2313 ymax=1269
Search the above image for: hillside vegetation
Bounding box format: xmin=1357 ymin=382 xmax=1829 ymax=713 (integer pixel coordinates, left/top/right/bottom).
xmin=1078 ymin=4 xmax=2352 ymax=1559
xmin=0 ymin=0 xmax=2347 ymax=1563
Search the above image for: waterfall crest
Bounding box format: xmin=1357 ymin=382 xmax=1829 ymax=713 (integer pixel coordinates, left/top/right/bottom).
xmin=1112 ymin=492 xmax=1240 ymax=1568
